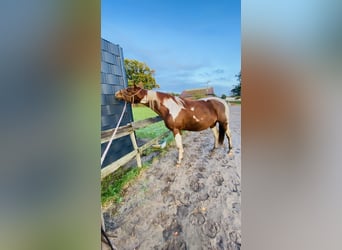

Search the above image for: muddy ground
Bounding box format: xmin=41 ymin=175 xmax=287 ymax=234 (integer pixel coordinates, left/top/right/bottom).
xmin=103 ymin=105 xmax=241 ymax=250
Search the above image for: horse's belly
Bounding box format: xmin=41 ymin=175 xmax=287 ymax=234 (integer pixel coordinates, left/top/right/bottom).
xmin=182 ymin=118 xmax=215 ymax=131
xmin=184 ymin=125 xmax=207 ymax=131
xmin=168 ymin=112 xmax=216 ymax=131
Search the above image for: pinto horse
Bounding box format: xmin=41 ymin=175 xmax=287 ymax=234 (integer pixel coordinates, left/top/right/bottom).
xmin=115 ymin=85 xmax=233 ymax=165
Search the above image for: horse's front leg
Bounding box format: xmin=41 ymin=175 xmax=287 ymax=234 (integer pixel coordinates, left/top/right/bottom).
xmin=173 ymin=129 xmax=183 ymax=166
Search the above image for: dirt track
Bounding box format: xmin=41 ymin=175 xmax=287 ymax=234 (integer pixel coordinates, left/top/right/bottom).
xmin=103 ymin=105 xmax=241 ymax=250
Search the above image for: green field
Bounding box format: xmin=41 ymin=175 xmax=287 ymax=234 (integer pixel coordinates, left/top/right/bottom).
xmin=132 ymin=105 xmax=171 ymax=140
xmin=229 ymin=100 xmax=241 ymax=105
xmin=132 ymin=105 xmax=159 ymax=121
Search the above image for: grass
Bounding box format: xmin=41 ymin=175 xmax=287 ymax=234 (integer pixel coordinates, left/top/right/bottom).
xmin=101 ymin=163 xmax=148 ymax=205
xmin=101 ymin=105 xmax=173 ymax=206
xmin=132 ymin=105 xmax=171 ymax=141
xmin=229 ymin=100 xmax=241 ymax=105
xmin=132 ymin=105 xmax=158 ymax=121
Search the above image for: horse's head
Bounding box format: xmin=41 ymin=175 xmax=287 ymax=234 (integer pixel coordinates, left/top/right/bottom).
xmin=115 ymin=84 xmax=146 ymax=103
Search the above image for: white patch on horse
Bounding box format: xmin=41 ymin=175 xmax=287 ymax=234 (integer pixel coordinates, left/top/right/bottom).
xmin=148 ymin=91 xmax=158 ymax=101
xmin=140 ymin=94 xmax=148 ymax=104
xmin=140 ymin=90 xmax=157 ymax=104
xmin=193 ymin=115 xmax=200 ymax=122
xmin=164 ymin=97 xmax=185 ymax=121
xmin=190 ymin=107 xmax=195 ymax=111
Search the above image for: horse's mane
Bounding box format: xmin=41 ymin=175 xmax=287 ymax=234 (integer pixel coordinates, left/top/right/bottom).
xmin=148 ymin=99 xmax=156 ymax=111
xmin=145 ymin=90 xmax=160 ymax=112
xmin=144 ymin=90 xmax=187 ymax=112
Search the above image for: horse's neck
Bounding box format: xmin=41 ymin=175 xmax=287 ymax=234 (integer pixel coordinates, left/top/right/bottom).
xmin=143 ymin=90 xmax=173 ymax=117
xmin=143 ymin=90 xmax=162 ymax=115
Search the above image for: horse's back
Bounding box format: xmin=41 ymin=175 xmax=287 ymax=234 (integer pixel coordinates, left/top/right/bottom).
xmin=198 ymin=97 xmax=230 ymax=122
xmin=199 ymin=96 xmax=229 ymax=106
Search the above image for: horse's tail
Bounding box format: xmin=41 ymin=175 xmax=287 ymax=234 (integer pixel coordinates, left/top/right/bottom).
xmin=218 ymin=123 xmax=225 ymax=145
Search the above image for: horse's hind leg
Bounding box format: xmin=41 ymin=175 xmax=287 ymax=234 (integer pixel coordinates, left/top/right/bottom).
xmin=220 ymin=121 xmax=233 ymax=153
xmin=225 ymin=123 xmax=233 ymax=153
xmin=211 ymin=125 xmax=219 ymax=149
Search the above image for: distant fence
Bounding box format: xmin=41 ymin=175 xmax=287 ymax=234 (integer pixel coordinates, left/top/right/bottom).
xmin=101 ymin=116 xmax=170 ymax=179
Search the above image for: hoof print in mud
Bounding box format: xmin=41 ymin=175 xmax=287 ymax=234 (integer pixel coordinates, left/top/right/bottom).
xmin=176 ymin=205 xmax=189 ymax=218
xmin=209 ymin=187 xmax=221 ymax=198
xmin=227 ymin=241 xmax=241 ymax=250
xmin=229 ymin=230 xmax=241 ymax=244
xmin=154 ymin=211 xmax=171 ymax=226
xmin=177 ymin=192 xmax=190 ymax=206
xmin=216 ymin=236 xmax=226 ymax=250
xmin=161 ymin=186 xmax=170 ymax=195
xmin=213 ymin=173 xmax=224 ymax=186
xmin=203 ymin=220 xmax=220 ymax=238
xmin=227 ymin=231 xmax=242 ymax=250
xmin=164 ymin=174 xmax=176 ymax=184
xmin=162 ymin=219 xmax=182 ymax=241
xmin=197 ymin=166 xmax=206 ymax=172
xmin=189 ymin=212 xmax=205 ymax=225
xmin=189 ymin=178 xmax=204 ymax=192
xmin=196 ymin=172 xmax=204 ymax=179
xmin=163 ymin=193 xmax=175 ymax=204
xmin=228 ymin=177 xmax=240 ymax=193
xmin=197 ymin=192 xmax=209 ymax=201
xmin=162 ymin=237 xmax=187 ymax=250
xmin=232 ymin=202 xmax=240 ymax=214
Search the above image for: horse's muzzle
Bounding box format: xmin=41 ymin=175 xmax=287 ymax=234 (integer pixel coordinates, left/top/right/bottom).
xmin=115 ymin=90 xmax=123 ymax=100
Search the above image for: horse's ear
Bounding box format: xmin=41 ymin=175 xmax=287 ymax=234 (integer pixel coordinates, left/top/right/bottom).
xmin=137 ymin=82 xmax=144 ymax=89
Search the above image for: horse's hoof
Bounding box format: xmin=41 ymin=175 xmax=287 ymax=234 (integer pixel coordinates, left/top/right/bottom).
xmin=228 ymin=151 xmax=234 ymax=159
xmin=176 ymin=162 xmax=181 ymax=167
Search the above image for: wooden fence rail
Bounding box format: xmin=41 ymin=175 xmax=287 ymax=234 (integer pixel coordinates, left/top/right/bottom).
xmin=101 ymin=116 xmax=169 ymax=179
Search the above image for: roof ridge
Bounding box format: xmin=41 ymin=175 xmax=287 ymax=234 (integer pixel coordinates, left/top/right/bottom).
xmin=181 ymin=86 xmax=213 ymax=92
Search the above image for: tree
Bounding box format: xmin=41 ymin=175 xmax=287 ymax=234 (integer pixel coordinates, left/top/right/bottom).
xmin=230 ymin=71 xmax=241 ymax=96
xmin=221 ymin=94 xmax=227 ymax=99
xmin=124 ymin=59 xmax=160 ymax=89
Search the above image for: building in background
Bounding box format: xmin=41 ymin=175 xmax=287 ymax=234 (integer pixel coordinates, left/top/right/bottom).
xmin=180 ymin=87 xmax=215 ymax=100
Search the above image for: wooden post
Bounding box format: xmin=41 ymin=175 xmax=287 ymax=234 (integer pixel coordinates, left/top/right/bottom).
xmin=130 ymin=132 xmax=142 ymax=167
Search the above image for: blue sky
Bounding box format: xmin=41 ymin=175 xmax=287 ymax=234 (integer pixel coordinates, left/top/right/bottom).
xmin=102 ymin=0 xmax=240 ymax=96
